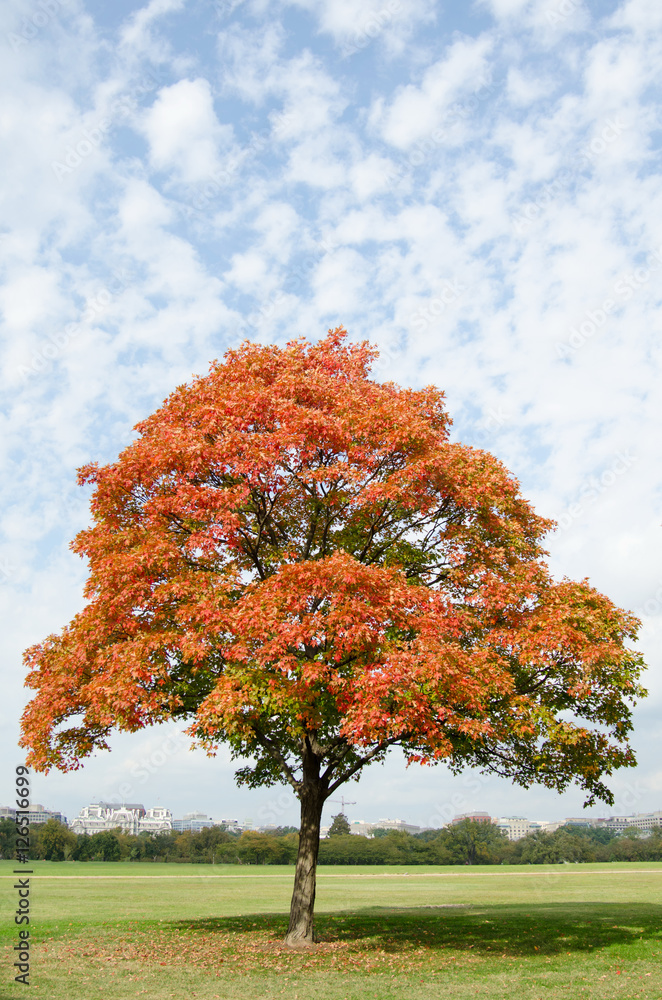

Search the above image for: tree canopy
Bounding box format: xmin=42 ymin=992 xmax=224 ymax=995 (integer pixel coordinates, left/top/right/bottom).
xmin=20 ymin=329 xmax=646 ymax=943
xmin=328 ymin=813 xmax=351 ymax=837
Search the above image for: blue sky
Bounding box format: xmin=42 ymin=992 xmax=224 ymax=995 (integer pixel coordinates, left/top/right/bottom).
xmin=1 ymin=0 xmax=661 ymax=830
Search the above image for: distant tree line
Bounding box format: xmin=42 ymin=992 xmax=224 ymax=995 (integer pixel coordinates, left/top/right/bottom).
xmin=2 ymin=816 xmax=661 ymax=865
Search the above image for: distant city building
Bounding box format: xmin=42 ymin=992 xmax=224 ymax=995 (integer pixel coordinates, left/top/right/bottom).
xmin=370 ymin=818 xmax=422 ymax=835
xmin=138 ymin=808 xmax=173 ymax=834
xmin=596 ymin=811 xmax=662 ymax=834
xmin=495 ymin=817 xmax=531 ymax=841
xmin=451 ymin=812 xmax=492 ymax=825
xmin=217 ymin=819 xmax=242 ymax=833
xmin=172 ymin=811 xmax=215 ymax=833
xmin=70 ymin=805 xmax=114 ymax=835
xmin=347 ymin=820 xmax=373 ymax=837
xmin=320 ymin=818 xmax=424 ymax=838
xmin=495 ymin=817 xmax=555 ymax=841
xmin=17 ymin=801 xmax=661 ymax=842
xmin=97 ymin=802 xmax=146 ymax=818
xmin=70 ymin=803 xmax=164 ymax=836
xmin=0 ymin=804 xmax=67 ymax=825
xmin=29 ymin=804 xmax=68 ymax=825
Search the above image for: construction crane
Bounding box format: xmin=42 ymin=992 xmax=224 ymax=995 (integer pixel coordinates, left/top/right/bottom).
xmin=329 ymin=796 xmax=356 ymax=814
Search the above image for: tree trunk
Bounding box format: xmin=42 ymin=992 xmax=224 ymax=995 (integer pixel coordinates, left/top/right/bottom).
xmin=285 ymin=765 xmax=326 ymax=946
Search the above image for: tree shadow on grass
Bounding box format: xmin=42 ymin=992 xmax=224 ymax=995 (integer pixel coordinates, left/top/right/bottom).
xmin=172 ymin=902 xmax=662 ymax=957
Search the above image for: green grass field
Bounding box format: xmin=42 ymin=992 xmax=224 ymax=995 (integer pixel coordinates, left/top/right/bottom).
xmin=1 ymin=861 xmax=661 ymax=999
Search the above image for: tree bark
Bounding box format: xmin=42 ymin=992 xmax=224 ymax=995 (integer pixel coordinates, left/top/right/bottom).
xmin=285 ymin=751 xmax=326 ymax=947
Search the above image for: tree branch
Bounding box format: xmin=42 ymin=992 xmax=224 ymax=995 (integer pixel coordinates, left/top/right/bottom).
xmin=252 ymin=726 xmax=301 ymax=790
xmin=326 ymin=739 xmax=399 ymax=795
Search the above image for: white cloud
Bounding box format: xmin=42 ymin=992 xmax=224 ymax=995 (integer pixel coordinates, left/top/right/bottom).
xmin=285 ymin=0 xmax=436 ymax=55
xmin=373 ymin=35 xmax=494 ymax=148
xmin=477 ymin=0 xmax=532 ymax=15
xmin=608 ymin=0 xmax=662 ymax=33
xmin=140 ymin=78 xmax=232 ymax=182
xmin=120 ymin=0 xmax=187 ymax=51
xmin=506 ymin=66 xmax=556 ymax=106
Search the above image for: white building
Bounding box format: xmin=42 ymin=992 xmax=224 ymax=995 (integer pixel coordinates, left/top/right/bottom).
xmin=1 ymin=804 xmax=68 ymax=825
xmin=138 ymin=808 xmax=173 ymax=834
xmin=172 ymin=811 xmax=215 ymax=832
xmin=70 ymin=805 xmax=112 ymax=835
xmin=320 ymin=818 xmax=425 ymax=838
xmin=370 ymin=818 xmax=422 ymax=835
xmin=495 ymin=817 xmax=531 ymax=841
xmin=217 ymin=818 xmax=242 ymax=833
xmin=495 ymin=817 xmax=557 ymax=841
xmin=70 ymin=804 xmax=149 ymax=836
xmin=597 ymin=811 xmax=662 ymax=834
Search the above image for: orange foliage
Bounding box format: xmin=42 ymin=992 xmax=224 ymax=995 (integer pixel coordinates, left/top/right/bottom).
xmin=20 ymin=330 xmax=645 ymax=806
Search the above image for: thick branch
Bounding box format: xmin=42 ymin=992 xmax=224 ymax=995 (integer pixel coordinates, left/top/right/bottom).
xmin=326 ymin=739 xmax=398 ymax=794
xmin=252 ymin=726 xmax=301 ymax=790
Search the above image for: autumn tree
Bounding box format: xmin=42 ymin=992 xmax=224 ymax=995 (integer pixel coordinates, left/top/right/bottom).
xmin=20 ymin=330 xmax=646 ymax=945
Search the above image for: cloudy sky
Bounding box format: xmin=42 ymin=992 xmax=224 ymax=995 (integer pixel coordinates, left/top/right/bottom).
xmin=1 ymin=0 xmax=661 ymax=831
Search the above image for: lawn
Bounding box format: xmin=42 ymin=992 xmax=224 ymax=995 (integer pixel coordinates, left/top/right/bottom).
xmin=1 ymin=861 xmax=661 ymax=999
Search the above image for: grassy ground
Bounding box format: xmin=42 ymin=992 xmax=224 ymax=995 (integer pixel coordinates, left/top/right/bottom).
xmin=1 ymin=861 xmax=661 ymax=999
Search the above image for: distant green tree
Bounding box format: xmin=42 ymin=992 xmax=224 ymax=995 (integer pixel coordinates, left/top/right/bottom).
xmin=129 ymin=841 xmax=145 ymax=861
xmin=319 ymin=834 xmax=376 ymax=865
xmin=149 ymin=831 xmax=179 ymax=861
xmin=328 ymin=813 xmax=351 ymax=837
xmin=71 ymin=834 xmax=96 ymax=861
xmin=193 ymin=825 xmax=233 ymax=851
xmin=92 ymin=831 xmax=121 ymax=861
xmin=442 ymin=819 xmax=508 ymax=865
xmin=559 ymin=824 xmax=616 ymax=846
xmin=0 ymin=818 xmax=16 ymax=860
xmin=412 ymin=828 xmax=445 ymax=844
xmin=237 ymin=831 xmax=293 ymax=864
xmin=425 ymin=836 xmax=454 ymax=865
xmin=40 ymin=819 xmax=76 ymax=861
xmin=607 ymin=834 xmax=648 ymax=862
xmin=514 ymin=828 xmax=592 ymax=864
